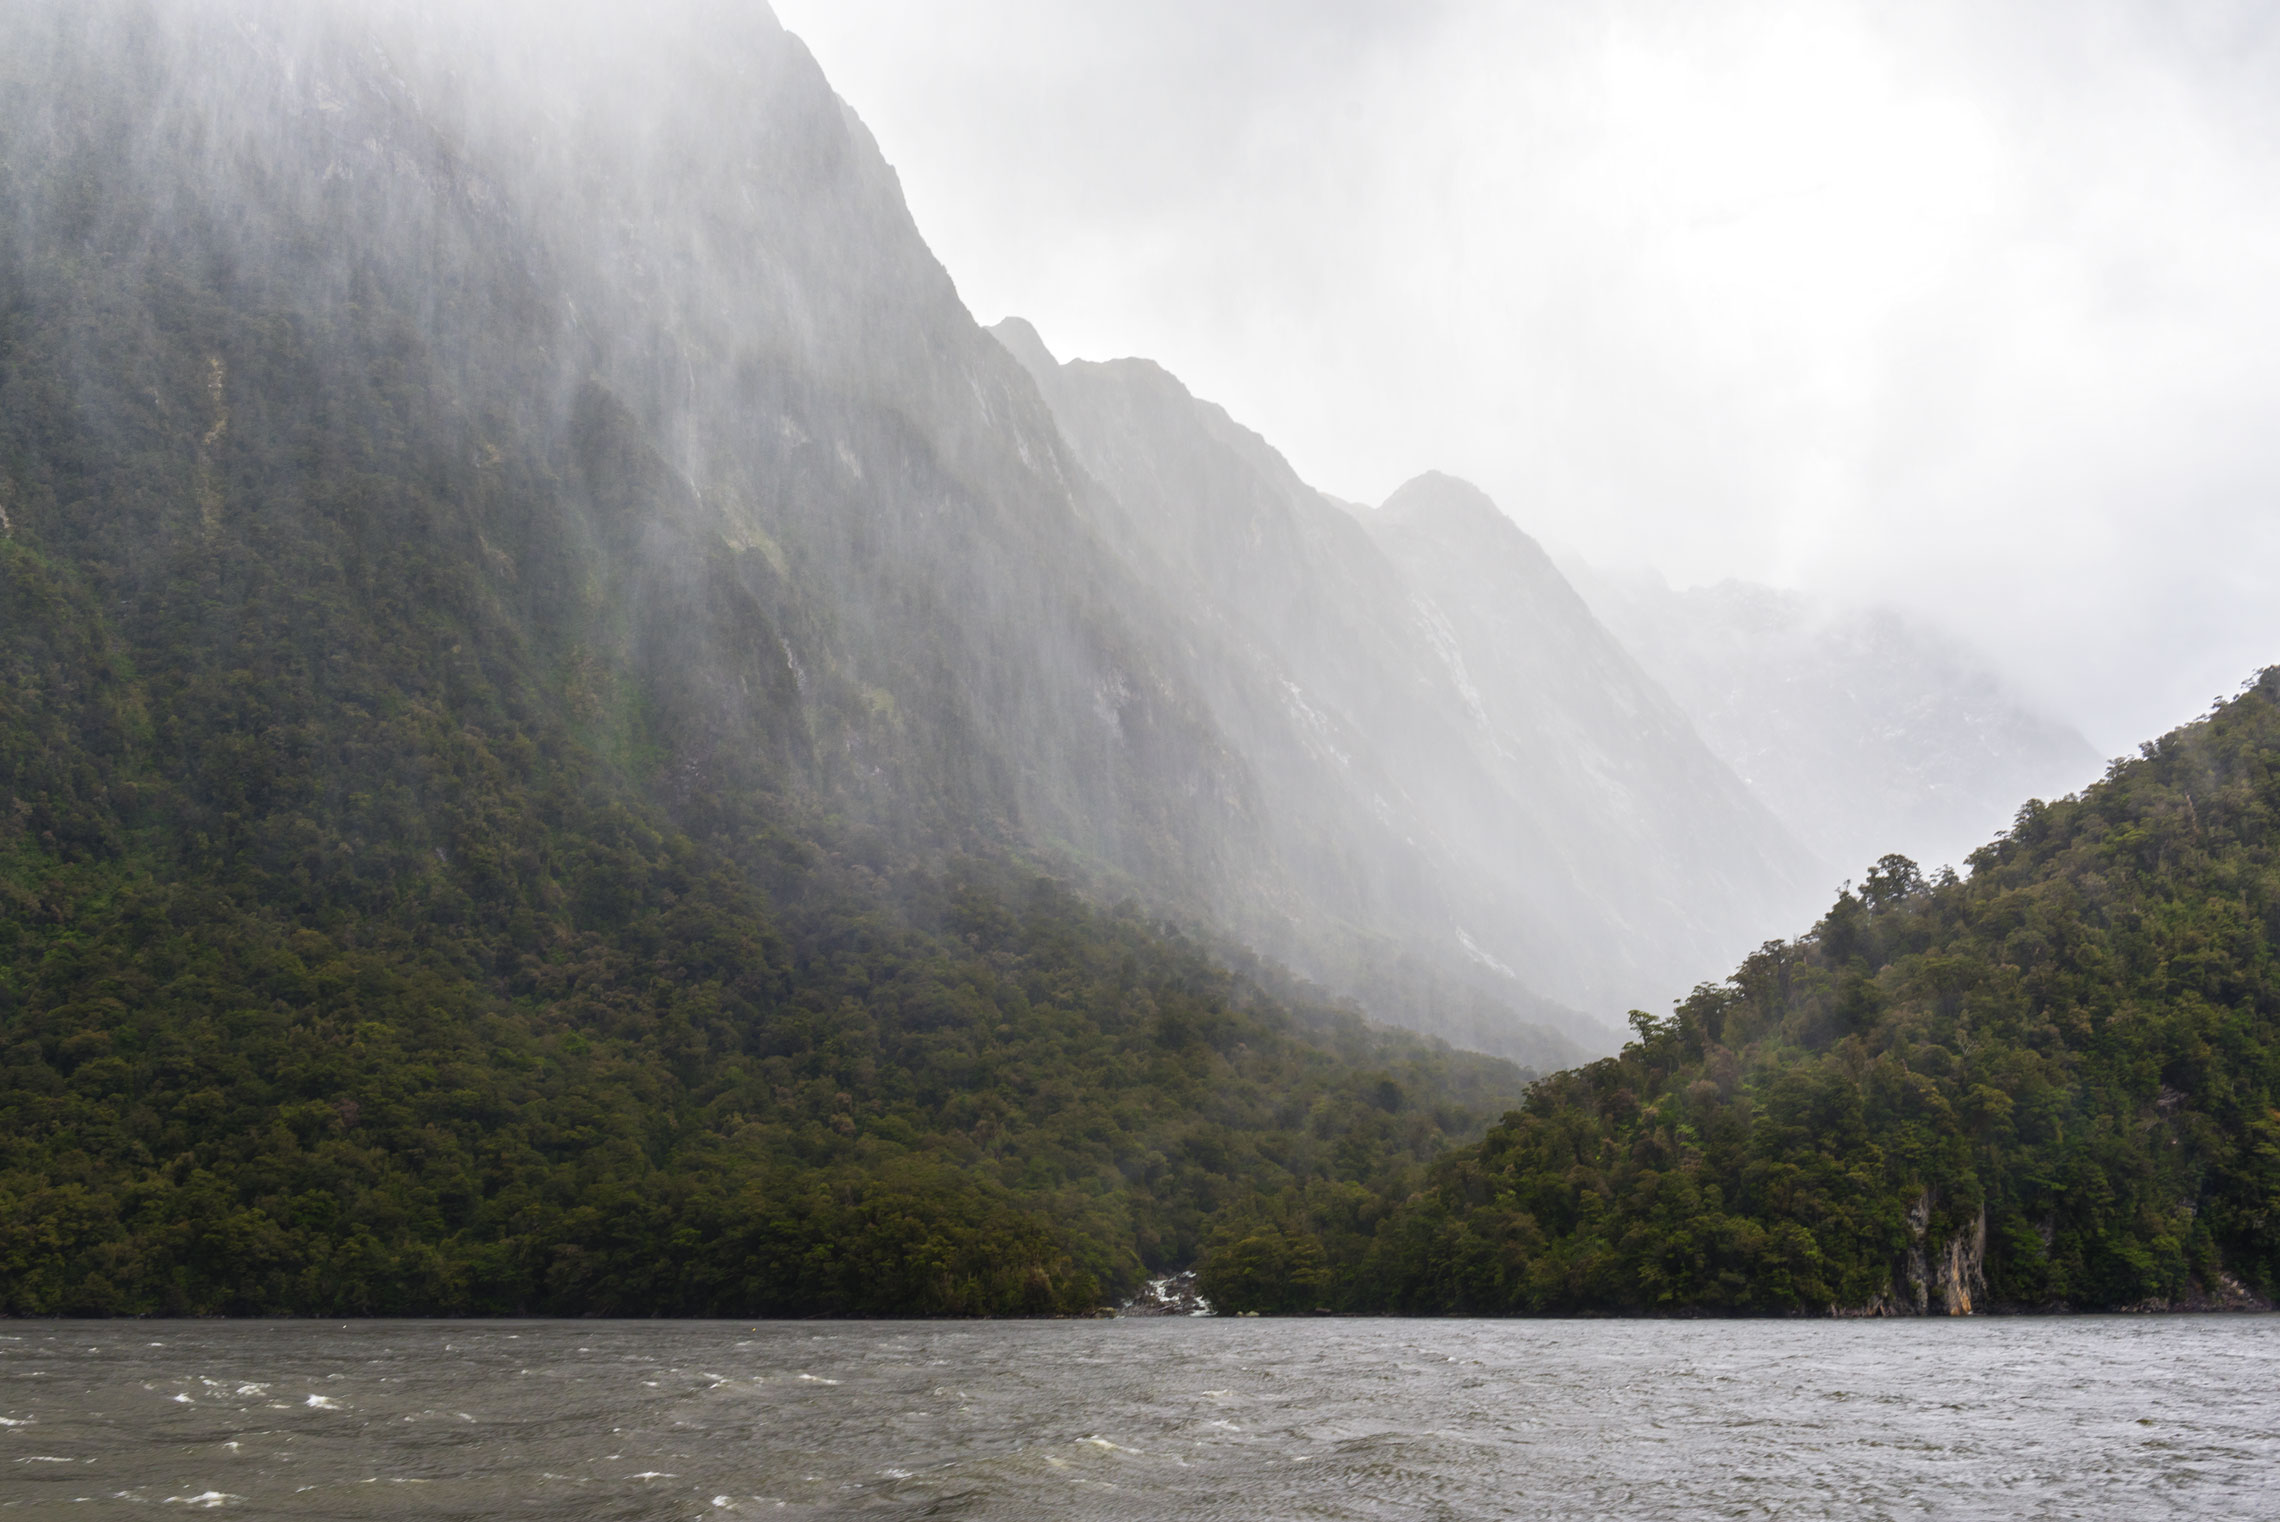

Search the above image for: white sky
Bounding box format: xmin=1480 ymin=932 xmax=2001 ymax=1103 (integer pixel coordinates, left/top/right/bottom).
xmin=772 ymin=0 xmax=2280 ymax=756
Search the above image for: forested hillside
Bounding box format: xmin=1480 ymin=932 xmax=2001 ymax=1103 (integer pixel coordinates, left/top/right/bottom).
xmin=0 ymin=0 xmax=1527 ymax=1316
xmin=1205 ymin=674 xmax=2280 ymax=1315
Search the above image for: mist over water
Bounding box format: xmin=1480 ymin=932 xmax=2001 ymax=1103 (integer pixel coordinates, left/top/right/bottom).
xmin=4 ymin=1319 xmax=2275 ymax=1518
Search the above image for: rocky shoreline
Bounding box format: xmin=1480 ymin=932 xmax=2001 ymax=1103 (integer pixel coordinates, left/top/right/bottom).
xmin=1116 ymin=1272 xmax=1213 ymax=1317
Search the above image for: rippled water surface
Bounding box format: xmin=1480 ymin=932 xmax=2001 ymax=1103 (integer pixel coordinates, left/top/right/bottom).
xmin=2 ymin=1317 xmax=2274 ymax=1519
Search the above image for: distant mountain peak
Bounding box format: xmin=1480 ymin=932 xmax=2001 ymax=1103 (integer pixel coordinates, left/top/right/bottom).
xmin=1375 ymin=473 xmax=1582 ymax=607
xmin=1559 ymin=553 xmax=2103 ymax=877
xmin=994 ymin=322 xmax=1820 ymax=1040
xmin=988 ymin=316 xmax=1058 ymax=381
xmin=1379 ymin=472 xmax=1533 ymax=546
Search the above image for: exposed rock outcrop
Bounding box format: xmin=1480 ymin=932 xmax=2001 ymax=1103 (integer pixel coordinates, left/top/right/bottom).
xmin=1841 ymin=1192 xmax=1985 ymax=1316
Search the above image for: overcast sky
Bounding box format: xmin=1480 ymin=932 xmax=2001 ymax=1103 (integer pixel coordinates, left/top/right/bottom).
xmin=772 ymin=0 xmax=2280 ymax=757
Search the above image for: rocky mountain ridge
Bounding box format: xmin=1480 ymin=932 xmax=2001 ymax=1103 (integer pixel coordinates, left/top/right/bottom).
xmin=997 ymin=317 xmax=1826 ymax=1033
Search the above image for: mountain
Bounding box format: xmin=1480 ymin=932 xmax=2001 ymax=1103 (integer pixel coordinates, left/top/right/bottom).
xmin=1204 ymin=673 xmax=2280 ymax=1315
xmin=994 ymin=325 xmax=1823 ymax=1040
xmin=1564 ymin=565 xmax=2102 ymax=883
xmin=1363 ymin=476 xmax=1828 ymax=1009
xmin=990 ymin=323 xmax=1590 ymax=1057
xmin=0 ymin=0 xmax=1529 ymax=1315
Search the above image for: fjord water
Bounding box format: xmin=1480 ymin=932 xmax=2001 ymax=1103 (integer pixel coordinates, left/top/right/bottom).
xmin=2 ymin=1320 xmax=2271 ymax=1519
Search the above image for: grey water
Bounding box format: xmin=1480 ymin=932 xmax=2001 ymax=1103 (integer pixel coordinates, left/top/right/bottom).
xmin=2 ymin=1319 xmax=2273 ymax=1520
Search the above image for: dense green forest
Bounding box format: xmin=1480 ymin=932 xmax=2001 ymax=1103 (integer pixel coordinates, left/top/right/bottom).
xmin=1202 ymin=674 xmax=2280 ymax=1315
xmin=0 ymin=809 xmax=1520 ymax=1317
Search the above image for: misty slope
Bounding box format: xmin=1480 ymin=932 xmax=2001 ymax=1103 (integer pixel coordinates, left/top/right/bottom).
xmin=1365 ymin=477 xmax=1827 ymax=1003
xmin=996 ymin=324 xmax=1821 ymax=1032
xmin=272 ymin=0 xmax=1585 ymax=1067
xmin=0 ymin=0 xmax=1532 ymax=1314
xmin=1567 ymin=566 xmax=2101 ymax=882
xmin=1208 ymin=673 xmax=2280 ymax=1317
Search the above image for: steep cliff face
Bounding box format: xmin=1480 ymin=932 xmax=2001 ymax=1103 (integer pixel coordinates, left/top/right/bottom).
xmin=0 ymin=0 xmax=1839 ymax=1068
xmin=0 ymin=0 xmax=1594 ymax=1070
xmin=0 ymin=0 xmax=1017 ymax=937
xmin=999 ymin=322 xmax=1821 ymax=1033
xmin=0 ymin=0 xmax=1293 ymax=941
xmin=993 ymin=327 xmax=1585 ymax=1051
xmin=1846 ymin=1195 xmax=1987 ymax=1316
xmin=1368 ymin=476 xmax=1828 ymax=1016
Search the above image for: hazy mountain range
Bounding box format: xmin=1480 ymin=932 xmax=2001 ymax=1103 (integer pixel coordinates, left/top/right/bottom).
xmin=1564 ymin=564 xmax=2103 ymax=884
xmin=0 ymin=0 xmax=2095 ymax=1065
xmin=994 ymin=315 xmax=2102 ymax=1038
xmin=992 ymin=322 xmax=1830 ymax=1048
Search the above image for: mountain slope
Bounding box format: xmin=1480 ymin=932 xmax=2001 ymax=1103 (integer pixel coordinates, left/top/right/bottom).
xmin=1367 ymin=475 xmax=1828 ymax=1012
xmin=997 ymin=324 xmax=1821 ymax=1033
xmin=1208 ymin=674 xmax=2280 ymax=1315
xmin=996 ymin=326 xmax=1588 ymax=1053
xmin=0 ymin=0 xmax=1529 ymax=1315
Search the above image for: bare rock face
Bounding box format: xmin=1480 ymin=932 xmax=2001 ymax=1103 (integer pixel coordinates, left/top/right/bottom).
xmin=1926 ymin=1204 xmax=1989 ymax=1316
xmin=1845 ymin=1193 xmax=1986 ymax=1316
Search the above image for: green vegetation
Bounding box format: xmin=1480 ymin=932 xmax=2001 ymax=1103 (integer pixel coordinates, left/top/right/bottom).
xmin=1207 ymin=674 xmax=2280 ymax=1315
xmin=0 ymin=821 xmax=1519 ymax=1315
